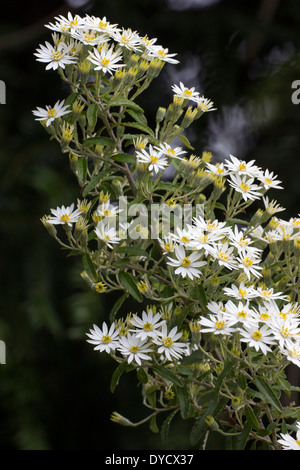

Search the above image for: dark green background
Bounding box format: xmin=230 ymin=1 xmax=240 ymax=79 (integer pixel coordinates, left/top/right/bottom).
xmin=1 ymin=0 xmax=300 ymax=450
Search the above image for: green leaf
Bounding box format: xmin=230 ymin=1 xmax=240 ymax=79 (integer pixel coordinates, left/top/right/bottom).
xmin=86 ymin=103 xmax=99 ymax=131
xmin=108 ymin=97 xmax=144 ymax=113
xmin=118 ymin=271 xmax=143 ymax=303
xmin=82 ymin=136 xmax=115 ymax=147
xmin=152 ymin=365 xmax=183 ymax=388
xmin=176 ymin=384 xmax=190 ymax=419
xmin=149 ymin=415 xmax=159 ymax=434
xmin=110 ymin=362 xmax=127 ymax=393
xmin=109 ymin=293 xmax=128 ymax=323
xmin=137 ymin=368 xmax=148 ymax=385
xmin=82 ymin=169 xmax=113 ymax=197
xmin=117 ymin=246 xmax=149 ymax=258
xmin=254 ymin=377 xmax=282 ymax=412
xmin=190 ymin=396 xmax=227 ymax=446
xmin=177 ymin=133 xmax=195 ymax=150
xmin=190 ymin=283 xmax=207 ymax=314
xmin=244 ymin=405 xmax=260 ymax=431
xmin=160 ymin=410 xmax=177 ymax=443
xmin=111 ymin=153 xmax=136 ymax=163
xmin=82 ymin=254 xmax=97 ymax=283
xmin=236 ymin=422 xmax=252 ymax=450
xmin=121 ymin=121 xmax=154 ymax=137
xmin=214 ymin=360 xmax=235 ymax=396
xmin=76 ymin=157 xmax=87 ymax=185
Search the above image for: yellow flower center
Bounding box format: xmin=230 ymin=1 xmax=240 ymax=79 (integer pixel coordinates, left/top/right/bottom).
xmin=215 ymin=320 xmax=225 ymax=330
xmin=240 ymin=182 xmax=250 ymax=192
xmin=182 ymin=256 xmax=191 ymax=267
xmin=260 ymin=313 xmax=270 ymax=321
xmin=150 ymin=155 xmax=158 ymax=163
xmin=60 ymin=213 xmax=70 ymax=223
xmin=143 ymin=322 xmax=153 ymax=331
xmin=102 ymin=335 xmax=111 ymax=344
xmin=252 ymin=330 xmax=262 ymax=341
xmin=239 ymin=163 xmax=247 ymax=171
xmin=238 ymin=288 xmax=247 ymax=297
xmin=130 ymin=345 xmax=139 ymax=353
xmin=52 ymin=50 xmax=63 ymax=61
xmin=238 ymin=310 xmax=247 ymax=319
xmin=47 ymin=108 xmax=57 ymax=118
xmin=280 ymin=327 xmax=290 ymax=338
xmin=183 ymin=89 xmax=193 ymax=96
xmin=243 ymin=257 xmax=253 ymax=267
xmin=163 ymin=336 xmax=174 ymax=348
xmin=101 ymin=57 xmax=111 ymax=66
xmin=181 ymin=236 xmax=190 ymax=243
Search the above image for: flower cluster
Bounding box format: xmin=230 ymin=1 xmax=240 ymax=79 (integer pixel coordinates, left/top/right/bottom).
xmin=35 ymin=11 xmax=300 ymax=450
xmin=86 ymin=307 xmax=188 ymax=365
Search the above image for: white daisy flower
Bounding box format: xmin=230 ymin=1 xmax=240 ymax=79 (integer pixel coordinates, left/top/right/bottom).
xmin=171 ymin=82 xmax=200 ymax=102
xmin=136 ymin=145 xmax=168 ymax=173
xmin=224 ymin=300 xmax=255 ymax=326
xmin=225 ymin=154 xmax=261 ymax=177
xmin=196 ymin=96 xmax=217 ymax=113
xmin=48 ymin=203 xmax=82 ymax=226
xmin=262 ymin=196 xmax=285 ymax=216
xmin=239 ymin=322 xmax=275 ymax=354
xmin=206 ymin=162 xmax=229 ymax=177
xmin=148 ymin=46 xmax=179 ymax=64
xmin=167 ymin=245 xmax=206 ymax=280
xmin=130 ymin=309 xmax=165 ymax=340
xmin=34 ymin=41 xmax=77 ymax=70
xmin=88 ymin=46 xmax=125 ymax=74
xmin=257 ymin=168 xmax=283 ymax=191
xmin=229 ymin=174 xmax=262 ymax=201
xmin=198 ymin=313 xmax=236 ymax=336
xmin=45 ymin=13 xmax=85 ymax=33
xmin=95 ymin=224 xmax=121 ymax=249
xmin=112 ymin=28 xmax=142 ymax=51
xmin=207 ymin=242 xmax=237 ymax=271
xmin=32 ymin=100 xmax=71 ymax=127
xmin=86 ymin=322 xmax=119 ymax=353
xmin=223 ymin=282 xmax=257 ymax=301
xmin=278 ymin=422 xmax=300 ymax=450
xmin=153 ymin=324 xmax=187 ymax=361
xmin=84 ymin=15 xmax=120 ymax=35
xmin=269 ymin=316 xmax=300 ymax=350
xmin=117 ymin=333 xmax=152 ymax=366
xmin=236 ymin=249 xmax=263 ymax=279
xmin=156 ymin=142 xmax=187 ymax=160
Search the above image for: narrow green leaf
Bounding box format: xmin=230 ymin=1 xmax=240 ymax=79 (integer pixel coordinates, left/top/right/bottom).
xmin=117 ymin=246 xmax=149 ymax=258
xmin=160 ymin=410 xmax=177 ymax=443
xmin=176 ymin=384 xmax=190 ymax=419
xmin=111 ymin=153 xmax=136 ymax=163
xmin=110 ymin=362 xmax=127 ymax=393
xmin=152 ymin=365 xmax=183 ymax=388
xmin=82 ymin=169 xmax=113 ymax=197
xmin=254 ymin=377 xmax=282 ymax=412
xmin=190 ymin=283 xmax=207 ymax=314
xmin=177 ymin=133 xmax=195 ymax=150
xmin=86 ymin=103 xmax=98 ymax=131
xmin=236 ymin=422 xmax=252 ymax=450
xmin=109 ymin=293 xmax=128 ymax=323
xmin=118 ymin=271 xmax=143 ymax=303
xmin=214 ymin=360 xmax=235 ymax=396
xmin=149 ymin=415 xmax=159 ymax=434
xmin=82 ymin=254 xmax=97 ymax=282
xmin=82 ymin=136 xmax=115 ymax=147
xmin=76 ymin=157 xmax=87 ymax=185
xmin=245 ymin=405 xmax=260 ymax=431
xmin=137 ymin=368 xmax=148 ymax=385
xmin=121 ymin=121 xmax=154 ymax=137
xmin=108 ymin=97 xmax=144 ymax=113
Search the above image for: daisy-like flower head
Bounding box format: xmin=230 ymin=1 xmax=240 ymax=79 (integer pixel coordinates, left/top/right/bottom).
xmin=196 ymin=96 xmax=217 ymax=113
xmin=278 ymin=422 xmax=300 ymax=450
xmin=269 ymin=316 xmax=300 ymax=350
xmin=96 ymin=201 xmax=121 ymax=220
xmin=32 ymin=100 xmax=71 ymax=127
xmin=224 ymin=300 xmax=255 ymax=326
xmin=86 ymin=322 xmax=119 ymax=353
xmin=207 ymin=242 xmax=237 ymax=271
xmin=206 ymin=161 xmax=229 ymax=178
xmin=167 ymin=245 xmax=206 ymax=280
xmin=228 ymin=225 xmax=262 ymax=256
xmin=112 ymin=28 xmax=142 ymax=51
xmin=34 ymin=41 xmax=77 ymax=70
xmin=171 ymin=82 xmax=200 ymax=102
xmin=136 ymin=145 xmax=168 ymax=173
xmin=84 ymin=15 xmax=120 ymax=35
xmin=158 ymin=235 xmax=176 ymax=254
xmin=198 ymin=313 xmax=236 ymax=336
xmin=223 ymin=282 xmax=257 ymax=301
xmin=239 ymin=322 xmax=275 ymax=354
xmin=255 ymin=285 xmax=288 ymax=302
xmin=156 ymin=142 xmax=187 ymax=160
xmin=117 ymin=333 xmax=152 ymax=366
xmin=229 ymin=174 xmax=262 ymax=201
xmin=129 ymin=309 xmax=165 ymax=340
xmin=45 ymin=13 xmax=85 ymax=33
xmin=172 ymin=227 xmax=194 ymax=248
xmin=48 ymin=203 xmax=82 ymax=226
xmin=225 ymin=154 xmax=261 ymax=177
xmin=70 ymin=29 xmax=109 ymax=46
xmin=88 ymin=45 xmax=125 ymax=74
xmin=148 ymin=45 xmax=179 ymax=64
xmin=153 ymin=324 xmax=187 ymax=362
xmin=257 ymin=168 xmax=283 ymax=191
xmin=236 ymin=248 xmax=263 ymax=280
xmin=262 ymin=196 xmax=285 ymax=216
xmin=95 ymin=223 xmax=120 ymax=249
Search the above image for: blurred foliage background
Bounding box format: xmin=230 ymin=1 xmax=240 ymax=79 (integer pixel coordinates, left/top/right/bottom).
xmin=1 ymin=0 xmax=300 ymax=450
